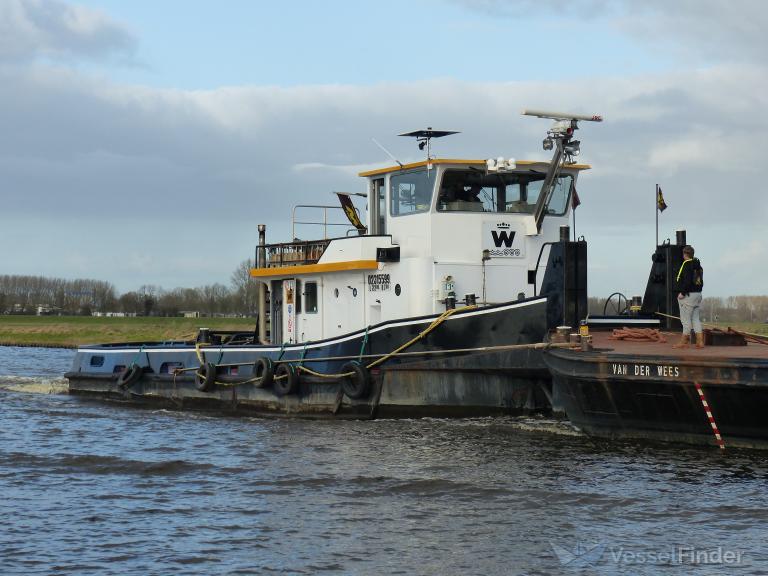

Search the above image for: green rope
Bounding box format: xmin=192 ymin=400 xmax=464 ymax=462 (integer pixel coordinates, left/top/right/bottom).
xmin=128 ymin=345 xmax=145 ymax=368
xmin=298 ymin=343 xmax=308 ymax=367
xmin=358 ymin=326 xmax=369 ymax=362
xmin=276 ymin=342 xmax=287 ymax=361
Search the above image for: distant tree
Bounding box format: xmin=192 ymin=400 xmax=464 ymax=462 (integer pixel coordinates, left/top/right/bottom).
xmin=231 ymin=258 xmax=257 ymax=316
xmin=119 ymin=291 xmax=142 ymax=314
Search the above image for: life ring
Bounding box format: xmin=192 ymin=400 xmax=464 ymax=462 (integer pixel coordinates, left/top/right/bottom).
xmin=195 ymin=362 xmax=217 ymax=392
xmin=117 ymin=363 xmax=143 ymax=389
xmin=273 ymin=363 xmax=299 ymax=396
xmin=340 ymin=361 xmax=371 ymax=399
xmin=253 ymin=357 xmax=274 ymax=388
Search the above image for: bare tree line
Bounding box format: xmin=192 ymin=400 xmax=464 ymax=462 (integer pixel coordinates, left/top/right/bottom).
xmin=588 ymin=296 xmax=768 ymax=324
xmin=1 ymin=267 xmax=765 ymax=322
xmin=0 ymin=259 xmax=259 ymax=317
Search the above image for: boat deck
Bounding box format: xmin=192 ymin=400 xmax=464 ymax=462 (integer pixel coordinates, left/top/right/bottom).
xmin=587 ymin=330 xmax=768 ymax=362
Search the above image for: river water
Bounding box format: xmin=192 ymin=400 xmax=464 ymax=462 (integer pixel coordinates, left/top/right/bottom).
xmin=1 ymin=346 xmax=767 ymax=575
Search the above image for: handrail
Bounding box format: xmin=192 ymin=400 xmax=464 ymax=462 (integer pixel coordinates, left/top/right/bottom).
xmin=291 ymin=204 xmax=358 ymax=239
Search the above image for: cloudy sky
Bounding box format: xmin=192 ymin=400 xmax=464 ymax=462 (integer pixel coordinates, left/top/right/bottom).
xmin=1 ymin=0 xmax=766 ymax=297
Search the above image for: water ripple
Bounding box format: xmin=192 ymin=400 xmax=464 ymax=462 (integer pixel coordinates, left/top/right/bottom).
xmin=1 ymin=346 xmax=768 ymax=575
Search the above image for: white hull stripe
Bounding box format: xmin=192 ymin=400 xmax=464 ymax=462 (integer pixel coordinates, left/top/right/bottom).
xmin=79 ymin=297 xmax=546 ymax=355
xmin=587 ymin=318 xmax=660 ymax=325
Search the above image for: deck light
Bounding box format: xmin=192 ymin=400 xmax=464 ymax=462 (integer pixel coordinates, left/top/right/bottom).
xmin=543 ymin=137 xmax=554 ymax=151
xmin=565 ymin=140 xmax=581 ymax=157
xmin=486 ymin=157 xmax=516 ymax=172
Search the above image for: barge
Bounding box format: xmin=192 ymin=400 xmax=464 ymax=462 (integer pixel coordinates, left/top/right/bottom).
xmin=544 ymin=329 xmax=768 ymax=449
xmin=544 ymin=234 xmax=768 ymax=449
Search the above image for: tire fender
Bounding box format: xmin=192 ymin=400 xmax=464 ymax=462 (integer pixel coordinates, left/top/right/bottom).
xmin=195 ymin=362 xmax=217 ymax=392
xmin=340 ymin=361 xmax=371 ymax=400
xmin=253 ymin=357 xmax=275 ymax=388
xmin=117 ymin=363 xmax=143 ymax=389
xmin=273 ymin=363 xmax=299 ymax=396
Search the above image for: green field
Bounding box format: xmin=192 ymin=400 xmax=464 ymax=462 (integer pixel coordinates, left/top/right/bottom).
xmin=0 ymin=315 xmax=765 ymax=349
xmin=0 ymin=316 xmax=257 ymax=348
xmin=710 ymin=322 xmax=768 ymax=336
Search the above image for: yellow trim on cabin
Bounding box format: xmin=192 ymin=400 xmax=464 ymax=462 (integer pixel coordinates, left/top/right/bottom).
xmin=358 ymin=158 xmax=591 ymax=177
xmin=250 ymin=260 xmax=379 ymax=278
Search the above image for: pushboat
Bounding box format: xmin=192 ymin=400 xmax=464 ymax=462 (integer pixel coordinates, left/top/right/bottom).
xmin=66 ymin=110 xmax=599 ymax=418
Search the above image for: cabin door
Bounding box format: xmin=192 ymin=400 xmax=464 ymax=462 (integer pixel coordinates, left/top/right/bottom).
xmin=372 ymin=178 xmax=386 ymax=234
xmin=270 ymin=280 xmax=283 ymax=344
xmin=283 ymin=279 xmax=297 ymax=344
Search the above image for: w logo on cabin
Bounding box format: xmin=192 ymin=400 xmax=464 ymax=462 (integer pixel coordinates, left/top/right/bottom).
xmin=491 ymin=230 xmax=516 ymax=248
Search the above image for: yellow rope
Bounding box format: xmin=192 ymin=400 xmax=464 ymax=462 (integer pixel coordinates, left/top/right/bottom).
xmin=366 ymin=305 xmax=469 ymax=370
xmin=296 ymin=305 xmax=471 ymax=379
xmin=194 ymin=342 xmax=210 ymax=364
xmin=298 ymin=365 xmax=354 ymax=379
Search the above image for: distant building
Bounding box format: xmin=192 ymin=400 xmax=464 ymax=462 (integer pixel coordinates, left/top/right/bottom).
xmin=37 ymin=305 xmax=62 ymax=316
xmin=91 ymin=312 xmax=137 ymax=318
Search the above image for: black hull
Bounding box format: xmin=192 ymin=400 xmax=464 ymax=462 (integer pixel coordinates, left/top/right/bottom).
xmin=66 ymin=298 xmax=551 ymax=418
xmin=544 ymin=347 xmax=768 ymax=449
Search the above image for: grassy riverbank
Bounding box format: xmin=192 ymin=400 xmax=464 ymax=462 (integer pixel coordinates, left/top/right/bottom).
xmin=0 ymin=316 xmax=256 ymax=348
xmin=0 ymin=316 xmax=765 ymax=349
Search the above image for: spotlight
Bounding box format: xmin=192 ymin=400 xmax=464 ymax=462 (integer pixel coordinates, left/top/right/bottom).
xmin=543 ymin=137 xmax=553 ymax=151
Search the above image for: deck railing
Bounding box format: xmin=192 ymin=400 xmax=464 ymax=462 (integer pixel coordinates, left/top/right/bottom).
xmin=259 ymin=240 xmax=331 ymax=268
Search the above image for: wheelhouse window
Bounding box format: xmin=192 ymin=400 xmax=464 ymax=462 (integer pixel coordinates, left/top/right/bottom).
xmin=304 ymin=282 xmax=318 ymax=313
xmin=390 ymin=169 xmax=435 ymax=216
xmin=437 ymin=170 xmax=574 ymax=216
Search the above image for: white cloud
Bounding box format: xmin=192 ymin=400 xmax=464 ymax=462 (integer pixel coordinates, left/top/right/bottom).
xmin=0 ymin=0 xmax=135 ymax=63
xmin=451 ymin=0 xmax=768 ymax=62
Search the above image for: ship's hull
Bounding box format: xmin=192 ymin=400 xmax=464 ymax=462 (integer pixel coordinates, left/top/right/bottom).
xmin=544 ymin=345 xmax=768 ymax=449
xmin=66 ymin=298 xmax=551 ymax=418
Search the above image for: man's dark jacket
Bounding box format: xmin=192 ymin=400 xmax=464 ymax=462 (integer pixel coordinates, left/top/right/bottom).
xmin=676 ymin=258 xmax=703 ymax=295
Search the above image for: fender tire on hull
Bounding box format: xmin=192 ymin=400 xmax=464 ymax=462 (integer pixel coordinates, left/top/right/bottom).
xmin=195 ymin=362 xmax=217 ymax=392
xmin=340 ymin=361 xmax=371 ymax=400
xmin=117 ymin=363 xmax=143 ymax=389
xmin=253 ymin=357 xmax=274 ymax=388
xmin=273 ymin=363 xmax=299 ymax=397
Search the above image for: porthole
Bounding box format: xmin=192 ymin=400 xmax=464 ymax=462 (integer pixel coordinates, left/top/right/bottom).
xmin=352 ymin=288 xmax=358 ymax=297
xmin=395 ymin=284 xmax=401 ymax=296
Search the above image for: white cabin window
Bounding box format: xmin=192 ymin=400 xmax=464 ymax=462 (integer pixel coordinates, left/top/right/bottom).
xmin=390 ymin=170 xmax=435 ymax=216
xmin=437 ymin=170 xmax=573 ymax=216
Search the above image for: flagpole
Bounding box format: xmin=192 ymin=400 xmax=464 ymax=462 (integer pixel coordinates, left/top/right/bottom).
xmin=655 ymin=183 xmax=659 ymax=248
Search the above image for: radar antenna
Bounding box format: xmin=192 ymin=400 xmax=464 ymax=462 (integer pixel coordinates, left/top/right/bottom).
xmin=521 ymin=109 xmax=603 ymax=233
xmin=398 ymin=127 xmax=459 ymax=162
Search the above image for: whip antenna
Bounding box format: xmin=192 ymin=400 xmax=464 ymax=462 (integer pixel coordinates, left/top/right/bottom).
xmin=371 ymin=138 xmax=403 ymax=168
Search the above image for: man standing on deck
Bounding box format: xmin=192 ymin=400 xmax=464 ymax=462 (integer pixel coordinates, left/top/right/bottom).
xmin=673 ymin=245 xmax=704 ymax=349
